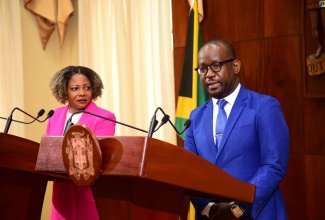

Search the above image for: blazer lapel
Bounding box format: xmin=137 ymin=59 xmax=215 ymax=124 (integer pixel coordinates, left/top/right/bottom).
xmin=215 ymin=87 xmax=248 ymax=160
xmin=78 ymin=101 xmax=96 ymax=125
xmin=56 ymin=105 xmax=69 ymax=135
xmin=202 ymin=100 xmax=218 ymax=157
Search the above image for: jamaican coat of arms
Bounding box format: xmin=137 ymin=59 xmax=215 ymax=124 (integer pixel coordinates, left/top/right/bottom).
xmin=65 ymin=131 xmax=95 ymax=180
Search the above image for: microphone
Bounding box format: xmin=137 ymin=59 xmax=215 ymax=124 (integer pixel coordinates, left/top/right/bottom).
xmin=3 ymin=108 xmax=47 ymax=133
xmin=1 ymin=109 xmax=44 ymax=124
xmin=15 ymin=109 xmax=45 ymax=124
xmin=1 ymin=109 xmax=54 ymax=125
xmin=150 ymin=107 xmax=191 ymax=137
xmin=39 ymin=110 xmax=55 ymax=122
xmin=63 ymin=110 xmax=148 ymax=135
xmin=154 ymin=114 xmax=170 ymax=132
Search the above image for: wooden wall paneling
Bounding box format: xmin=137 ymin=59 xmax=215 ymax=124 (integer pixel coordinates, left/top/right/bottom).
xmin=229 ymin=0 xmax=264 ymax=41
xmin=264 ymin=36 xmax=304 ymax=154
xmin=305 ymin=155 xmax=325 ymax=219
xmin=280 ymin=154 xmax=307 ymax=220
xmin=171 ymin=0 xmax=189 ymax=147
xmin=200 ymin=0 xmax=263 ymax=43
xmin=304 ymin=1 xmax=321 ymax=53
xmin=233 ymin=40 xmax=265 ymax=93
xmin=173 ymin=47 xmax=186 ymax=107
xmin=264 ymin=0 xmax=301 ymax=38
xmin=304 ymin=66 xmax=325 ymax=97
xmin=171 ymin=0 xmax=189 ymax=48
xmin=171 ymin=0 xmax=188 ymax=103
xmin=303 ymin=98 xmax=325 ymax=154
xmin=200 ymin=0 xmax=231 ymax=42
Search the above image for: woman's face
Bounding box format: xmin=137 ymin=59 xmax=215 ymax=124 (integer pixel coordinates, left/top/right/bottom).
xmin=67 ymin=73 xmax=93 ymax=113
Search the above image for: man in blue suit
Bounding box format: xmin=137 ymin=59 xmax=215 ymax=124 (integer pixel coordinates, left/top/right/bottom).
xmin=184 ymin=39 xmax=290 ymax=220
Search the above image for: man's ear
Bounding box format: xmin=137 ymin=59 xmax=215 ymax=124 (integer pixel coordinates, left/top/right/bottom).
xmin=233 ymin=59 xmax=241 ymax=75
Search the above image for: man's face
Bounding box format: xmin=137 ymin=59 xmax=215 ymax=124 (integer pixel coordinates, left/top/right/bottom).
xmin=198 ymin=44 xmax=239 ymax=99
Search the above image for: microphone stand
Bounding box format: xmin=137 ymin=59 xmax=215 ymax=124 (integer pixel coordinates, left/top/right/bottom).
xmin=63 ymin=110 xmax=148 ymax=135
xmin=152 ymin=107 xmax=192 ymax=135
xmin=147 ymin=114 xmax=158 ymax=137
xmin=1 ymin=109 xmax=53 ymax=124
xmin=3 ymin=108 xmax=40 ymax=133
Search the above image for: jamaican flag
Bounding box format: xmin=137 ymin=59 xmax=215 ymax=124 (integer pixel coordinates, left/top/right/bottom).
xmin=175 ymin=0 xmax=208 ymax=140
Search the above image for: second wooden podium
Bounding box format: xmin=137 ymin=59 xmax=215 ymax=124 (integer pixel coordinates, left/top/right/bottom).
xmin=35 ymin=124 xmax=255 ymax=219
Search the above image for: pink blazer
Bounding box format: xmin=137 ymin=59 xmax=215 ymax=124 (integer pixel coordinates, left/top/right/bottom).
xmin=46 ymin=101 xmax=116 ymax=220
xmin=46 ymin=101 xmax=116 ymax=136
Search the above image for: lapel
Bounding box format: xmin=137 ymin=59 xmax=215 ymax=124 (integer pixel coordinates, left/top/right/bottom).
xmin=78 ymin=101 xmax=96 ymax=126
xmin=215 ymin=87 xmax=248 ymax=160
xmin=55 ymin=105 xmax=69 ymax=135
xmin=202 ymin=100 xmax=218 ymax=156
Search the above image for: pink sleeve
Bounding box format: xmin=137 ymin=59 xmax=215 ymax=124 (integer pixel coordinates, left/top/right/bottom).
xmin=94 ymin=112 xmax=116 ymax=136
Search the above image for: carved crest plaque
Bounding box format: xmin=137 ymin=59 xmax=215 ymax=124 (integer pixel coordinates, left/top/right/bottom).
xmin=62 ymin=124 xmax=102 ymax=187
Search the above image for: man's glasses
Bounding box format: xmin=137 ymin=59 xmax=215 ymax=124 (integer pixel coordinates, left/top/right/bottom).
xmin=195 ymin=58 xmax=236 ymax=76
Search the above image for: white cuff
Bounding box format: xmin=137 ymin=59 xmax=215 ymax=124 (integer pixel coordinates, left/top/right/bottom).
xmin=201 ymin=202 xmax=215 ymax=217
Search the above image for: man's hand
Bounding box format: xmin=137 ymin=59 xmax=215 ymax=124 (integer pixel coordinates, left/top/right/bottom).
xmin=208 ymin=203 xmax=238 ymax=220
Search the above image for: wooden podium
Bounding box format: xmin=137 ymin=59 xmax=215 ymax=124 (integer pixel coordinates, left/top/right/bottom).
xmin=1 ymin=125 xmax=255 ymax=219
xmin=0 ymin=132 xmax=48 ymax=220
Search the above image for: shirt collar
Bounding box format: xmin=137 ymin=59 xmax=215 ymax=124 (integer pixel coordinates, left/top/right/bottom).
xmin=212 ymin=83 xmax=241 ymax=107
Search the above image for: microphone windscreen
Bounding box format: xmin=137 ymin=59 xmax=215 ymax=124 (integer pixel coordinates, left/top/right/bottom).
xmin=47 ymin=110 xmax=54 ymax=118
xmin=38 ymin=109 xmax=46 ymax=117
xmin=161 ymin=115 xmax=170 ymax=123
xmin=184 ymin=119 xmax=191 ymax=128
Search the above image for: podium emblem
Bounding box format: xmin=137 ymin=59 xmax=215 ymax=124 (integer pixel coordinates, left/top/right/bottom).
xmin=65 ymin=131 xmax=94 ymax=180
xmin=62 ymin=124 xmax=102 ymax=187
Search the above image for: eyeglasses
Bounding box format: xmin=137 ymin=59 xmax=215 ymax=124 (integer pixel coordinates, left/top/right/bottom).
xmin=195 ymin=58 xmax=236 ymax=76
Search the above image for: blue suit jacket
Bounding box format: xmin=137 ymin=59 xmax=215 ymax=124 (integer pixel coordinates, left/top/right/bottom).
xmin=184 ymin=86 xmax=290 ymax=219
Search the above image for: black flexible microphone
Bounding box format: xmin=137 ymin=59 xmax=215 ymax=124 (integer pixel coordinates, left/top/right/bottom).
xmin=1 ymin=109 xmax=54 ymax=125
xmin=63 ymin=110 xmax=148 ymax=135
xmin=151 ymin=107 xmax=191 ymax=136
xmin=1 ymin=109 xmax=45 ymax=124
xmin=39 ymin=110 xmax=55 ymax=122
xmin=3 ymin=108 xmax=47 ymax=133
xmin=154 ymin=114 xmax=170 ymax=132
xmin=17 ymin=109 xmax=45 ymax=124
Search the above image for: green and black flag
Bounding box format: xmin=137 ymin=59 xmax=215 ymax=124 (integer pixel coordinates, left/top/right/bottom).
xmin=175 ymin=0 xmax=208 ymax=140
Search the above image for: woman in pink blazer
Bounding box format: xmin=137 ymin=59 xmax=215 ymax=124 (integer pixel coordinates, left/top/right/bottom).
xmin=46 ymin=66 xmax=116 ymax=220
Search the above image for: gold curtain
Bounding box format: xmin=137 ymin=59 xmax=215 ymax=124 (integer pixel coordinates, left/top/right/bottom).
xmin=0 ymin=0 xmax=25 ymax=136
xmin=78 ymin=0 xmax=176 ymax=145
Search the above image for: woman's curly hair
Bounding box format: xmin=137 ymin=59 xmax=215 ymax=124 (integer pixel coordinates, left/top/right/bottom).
xmin=49 ymin=66 xmax=104 ymax=104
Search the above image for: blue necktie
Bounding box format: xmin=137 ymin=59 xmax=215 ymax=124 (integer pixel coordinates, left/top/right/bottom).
xmin=216 ymin=99 xmax=227 ymax=148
